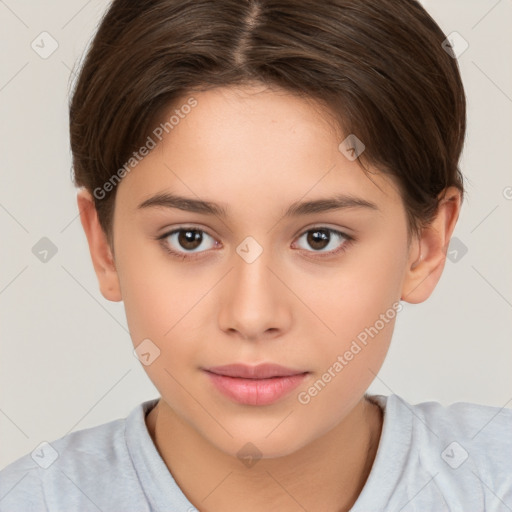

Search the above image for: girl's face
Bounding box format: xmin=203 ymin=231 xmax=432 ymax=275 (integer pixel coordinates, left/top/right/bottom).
xmin=111 ymin=84 xmax=414 ymax=457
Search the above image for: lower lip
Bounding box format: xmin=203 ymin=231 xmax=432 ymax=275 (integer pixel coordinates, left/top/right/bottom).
xmin=204 ymin=371 xmax=309 ymax=406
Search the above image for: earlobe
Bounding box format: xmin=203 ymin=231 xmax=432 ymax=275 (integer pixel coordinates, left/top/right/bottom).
xmin=401 ymin=187 xmax=462 ymax=304
xmin=76 ymin=189 xmax=122 ymax=302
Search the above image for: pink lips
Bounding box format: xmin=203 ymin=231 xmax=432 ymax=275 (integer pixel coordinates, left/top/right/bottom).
xmin=203 ymin=363 xmax=309 ymax=406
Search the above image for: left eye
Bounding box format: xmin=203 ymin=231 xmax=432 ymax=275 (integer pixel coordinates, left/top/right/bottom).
xmin=293 ymin=227 xmax=350 ymax=254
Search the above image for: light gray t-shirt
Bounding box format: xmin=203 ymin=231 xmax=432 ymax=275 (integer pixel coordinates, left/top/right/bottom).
xmin=1 ymin=394 xmax=511 ymax=511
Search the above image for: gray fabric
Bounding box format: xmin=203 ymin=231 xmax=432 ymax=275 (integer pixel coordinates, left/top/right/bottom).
xmin=1 ymin=394 xmax=511 ymax=511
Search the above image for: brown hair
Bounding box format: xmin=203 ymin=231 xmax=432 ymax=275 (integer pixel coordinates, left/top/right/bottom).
xmin=69 ymin=0 xmax=466 ymax=246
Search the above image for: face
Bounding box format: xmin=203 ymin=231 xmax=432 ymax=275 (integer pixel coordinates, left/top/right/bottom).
xmin=110 ymin=84 xmax=413 ymax=458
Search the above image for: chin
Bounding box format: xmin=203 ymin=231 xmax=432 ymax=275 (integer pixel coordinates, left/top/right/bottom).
xmin=207 ymin=424 xmax=317 ymax=462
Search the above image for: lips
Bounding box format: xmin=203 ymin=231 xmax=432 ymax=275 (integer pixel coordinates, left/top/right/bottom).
xmin=204 ymin=363 xmax=307 ymax=379
xmin=203 ymin=363 xmax=310 ymax=406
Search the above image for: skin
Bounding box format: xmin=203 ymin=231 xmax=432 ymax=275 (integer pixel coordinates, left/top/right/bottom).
xmin=77 ymin=84 xmax=461 ymax=512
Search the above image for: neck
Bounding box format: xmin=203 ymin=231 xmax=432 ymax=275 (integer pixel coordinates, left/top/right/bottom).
xmin=146 ymin=396 xmax=382 ymax=512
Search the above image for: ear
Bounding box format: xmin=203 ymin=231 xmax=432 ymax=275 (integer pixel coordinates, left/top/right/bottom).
xmin=76 ymin=188 xmax=122 ymax=302
xmin=401 ymin=186 xmax=462 ymax=304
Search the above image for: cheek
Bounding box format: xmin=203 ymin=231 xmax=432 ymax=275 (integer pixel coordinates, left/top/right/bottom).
xmin=119 ymin=258 xmax=209 ymax=409
xmin=115 ymin=227 xmax=209 ymax=344
xmin=121 ymin=267 xmax=211 ymax=350
xmin=302 ymin=270 xmax=400 ymax=340
xmin=293 ymin=233 xmax=407 ymax=378
xmin=291 ymin=253 xmax=403 ymax=428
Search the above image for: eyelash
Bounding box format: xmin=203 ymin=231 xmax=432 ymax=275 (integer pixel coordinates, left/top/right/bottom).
xmin=156 ymin=226 xmax=354 ymax=261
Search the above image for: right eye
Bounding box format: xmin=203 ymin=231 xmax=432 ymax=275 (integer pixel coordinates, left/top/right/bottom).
xmin=157 ymin=226 xmax=219 ymax=260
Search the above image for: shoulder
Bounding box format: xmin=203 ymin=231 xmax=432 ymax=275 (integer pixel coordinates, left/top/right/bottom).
xmin=368 ymin=394 xmax=512 ymax=511
xmin=399 ymin=395 xmax=512 ymax=464
xmin=0 ymin=403 xmax=150 ymax=512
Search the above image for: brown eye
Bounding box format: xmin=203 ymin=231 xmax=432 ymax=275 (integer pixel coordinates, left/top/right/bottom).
xmin=294 ymin=227 xmax=350 ymax=255
xmin=306 ymin=229 xmax=330 ymax=250
xmin=160 ymin=227 xmax=217 ymax=257
xmin=177 ymin=229 xmax=203 ymax=250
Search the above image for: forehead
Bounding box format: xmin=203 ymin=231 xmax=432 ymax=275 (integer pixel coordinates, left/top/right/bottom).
xmin=115 ymin=85 xmax=402 ymax=218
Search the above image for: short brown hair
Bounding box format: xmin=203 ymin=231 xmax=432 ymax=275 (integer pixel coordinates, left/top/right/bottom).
xmin=69 ymin=0 xmax=466 ymax=246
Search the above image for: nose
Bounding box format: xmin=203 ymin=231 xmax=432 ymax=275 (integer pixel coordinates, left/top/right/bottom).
xmin=217 ymin=241 xmax=292 ymax=342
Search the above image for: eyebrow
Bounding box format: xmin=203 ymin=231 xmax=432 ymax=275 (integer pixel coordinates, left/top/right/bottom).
xmin=137 ymin=192 xmax=379 ymax=217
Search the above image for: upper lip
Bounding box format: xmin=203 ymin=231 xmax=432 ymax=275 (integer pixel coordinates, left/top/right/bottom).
xmin=204 ymin=363 xmax=308 ymax=379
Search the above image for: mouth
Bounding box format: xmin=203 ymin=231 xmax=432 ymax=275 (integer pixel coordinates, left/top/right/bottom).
xmin=202 ymin=363 xmax=310 ymax=405
xmin=204 ymin=363 xmax=308 ymax=379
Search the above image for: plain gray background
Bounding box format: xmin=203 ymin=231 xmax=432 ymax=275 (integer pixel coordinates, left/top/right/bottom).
xmin=1 ymin=0 xmax=511 ymax=469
